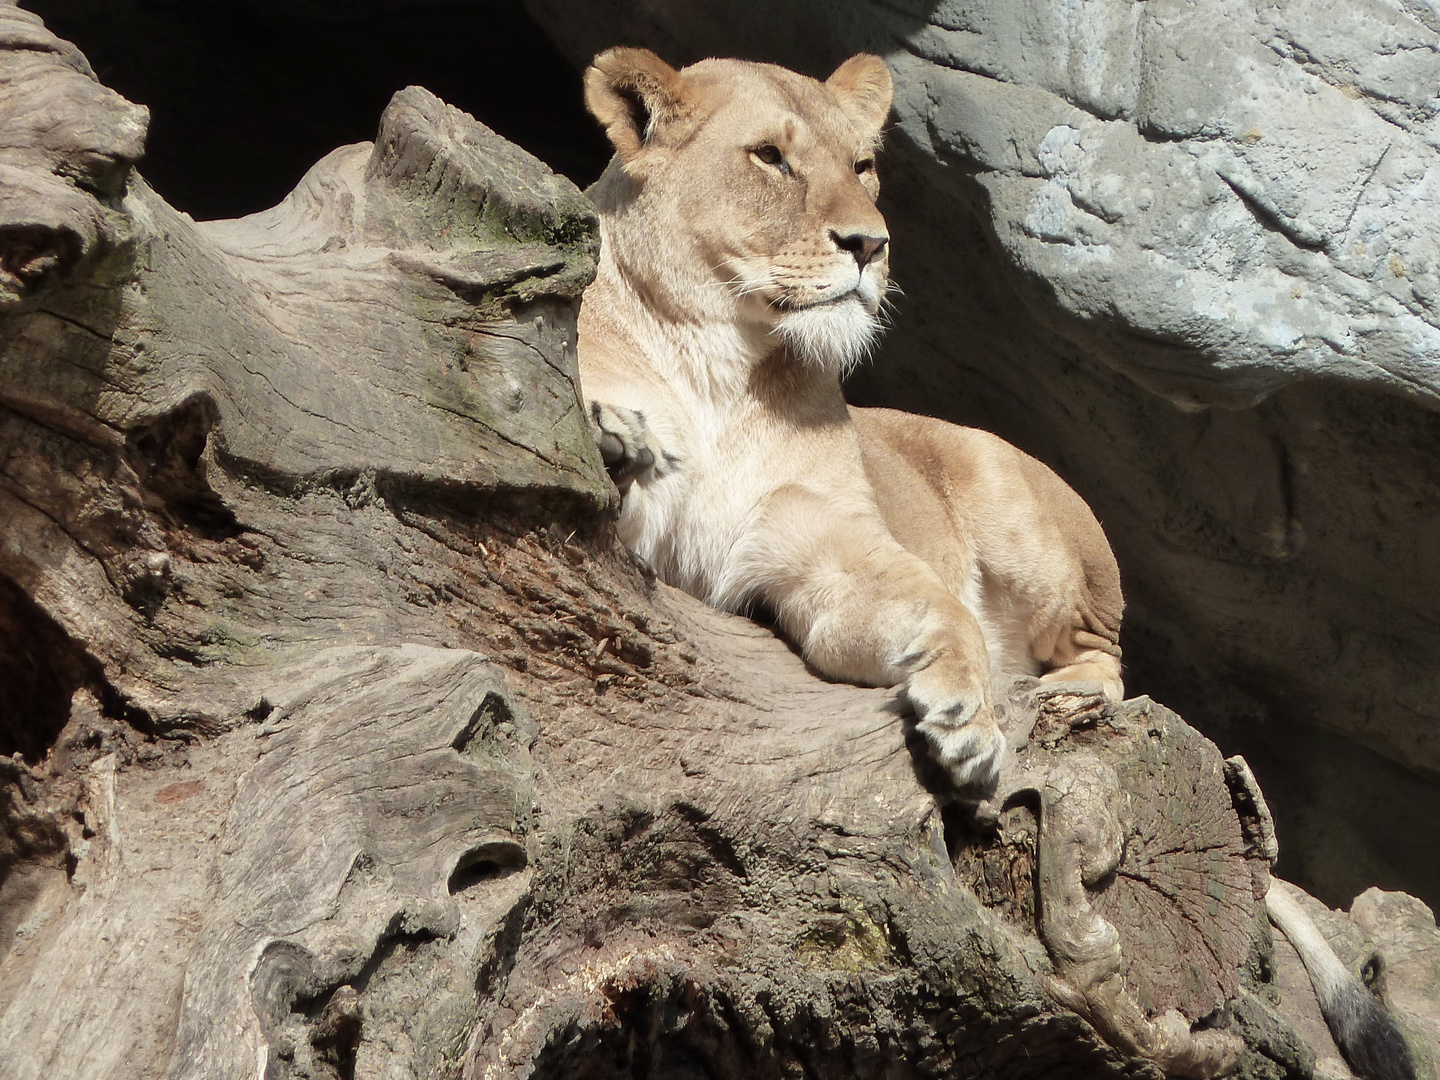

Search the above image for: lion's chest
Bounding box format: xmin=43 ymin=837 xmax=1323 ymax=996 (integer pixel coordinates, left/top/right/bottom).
xmin=618 ymin=434 xmax=763 ymax=603
xmin=617 ymin=412 xmax=812 ymax=610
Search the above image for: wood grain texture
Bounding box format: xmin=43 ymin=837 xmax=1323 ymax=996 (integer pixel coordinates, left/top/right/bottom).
xmin=0 ymin=6 xmax=1357 ymax=1078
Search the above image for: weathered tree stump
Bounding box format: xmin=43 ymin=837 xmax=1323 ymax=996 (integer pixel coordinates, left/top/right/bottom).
xmin=0 ymin=7 xmax=1357 ymax=1078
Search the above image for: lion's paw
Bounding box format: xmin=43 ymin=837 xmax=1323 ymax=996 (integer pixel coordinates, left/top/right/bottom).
xmin=908 ymin=683 xmax=1006 ymax=794
xmin=918 ymin=716 xmax=1006 ymax=793
xmin=588 ymin=401 xmax=672 ymax=492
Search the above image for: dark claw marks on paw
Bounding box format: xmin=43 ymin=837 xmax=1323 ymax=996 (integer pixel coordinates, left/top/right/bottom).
xmin=589 ymin=400 xmax=666 ymax=492
xmin=595 ymin=429 xmax=654 ymax=477
xmin=595 ymin=429 xmax=624 ymax=465
xmin=609 ymin=442 xmax=656 ymax=484
xmin=914 ymin=713 xmax=1006 ymax=796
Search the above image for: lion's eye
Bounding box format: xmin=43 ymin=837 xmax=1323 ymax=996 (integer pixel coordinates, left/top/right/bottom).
xmin=855 ymin=157 xmax=875 ymax=175
xmin=752 ymin=144 xmax=791 ymax=174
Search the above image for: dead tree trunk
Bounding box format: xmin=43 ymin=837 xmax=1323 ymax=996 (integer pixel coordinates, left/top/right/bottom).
xmin=0 ymin=7 xmax=1339 ymax=1078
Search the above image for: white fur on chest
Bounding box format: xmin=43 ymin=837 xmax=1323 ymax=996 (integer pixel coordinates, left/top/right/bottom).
xmin=618 ymin=395 xmax=788 ymax=610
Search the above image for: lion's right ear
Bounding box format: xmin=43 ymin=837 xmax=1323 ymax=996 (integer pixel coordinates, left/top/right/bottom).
xmin=584 ymin=48 xmax=691 ymax=164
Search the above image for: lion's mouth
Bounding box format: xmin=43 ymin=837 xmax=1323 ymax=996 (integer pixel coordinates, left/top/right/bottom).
xmin=772 ymin=288 xmax=860 ymax=312
xmin=770 ymin=284 xmax=885 ymax=375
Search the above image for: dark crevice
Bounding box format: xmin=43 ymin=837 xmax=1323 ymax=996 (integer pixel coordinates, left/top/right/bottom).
xmin=1218 ymin=172 xmax=1328 ymax=252
xmin=1135 ymin=123 xmax=1211 ymax=145
xmin=940 ymin=799 xmax=991 ymax=862
xmin=263 ymin=922 xmax=430 ymax=1080
xmin=19 ymin=0 xmax=613 ymax=220
xmin=244 ymin=697 xmax=275 ymax=723
xmin=348 ymin=917 xmax=437 ymax=995
xmin=451 ymin=691 xmax=513 ymax=754
xmin=300 ymin=982 xmax=366 ymax=1080
xmin=0 ymin=757 xmax=71 ymax=957
xmin=448 ymin=840 xmax=527 ymax=894
xmin=124 ymin=394 xmax=244 ymax=540
xmin=0 ymin=575 xmax=143 ymax=760
xmin=673 ymin=802 xmax=749 ymax=880
xmin=212 ymin=448 xmax=611 ymax=539
xmin=35 ymin=304 xmax=113 ymax=342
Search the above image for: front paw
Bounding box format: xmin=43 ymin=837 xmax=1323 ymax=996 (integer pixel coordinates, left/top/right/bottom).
xmin=589 ymin=401 xmax=669 ymax=492
xmin=908 ymin=680 xmax=1006 ymax=794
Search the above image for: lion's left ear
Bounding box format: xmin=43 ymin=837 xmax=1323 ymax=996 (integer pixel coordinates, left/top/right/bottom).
xmin=826 ymin=54 xmax=893 ymax=140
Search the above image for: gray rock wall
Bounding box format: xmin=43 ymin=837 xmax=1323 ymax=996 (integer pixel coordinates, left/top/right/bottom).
xmin=5 ymin=8 xmax=1437 ymax=1075
xmin=525 ymin=0 xmax=1440 ymax=907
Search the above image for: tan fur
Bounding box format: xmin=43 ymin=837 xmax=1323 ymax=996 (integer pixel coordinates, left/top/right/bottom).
xmin=578 ymin=48 xmax=1124 ymax=791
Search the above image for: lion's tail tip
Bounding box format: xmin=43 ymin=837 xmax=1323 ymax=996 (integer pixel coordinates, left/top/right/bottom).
xmin=1321 ymin=979 xmax=1418 ymax=1080
xmin=1267 ymin=881 xmax=1419 ymax=1080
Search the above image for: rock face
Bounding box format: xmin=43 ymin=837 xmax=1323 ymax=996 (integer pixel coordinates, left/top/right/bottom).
xmin=523 ymin=0 xmax=1440 ymax=909
xmin=1268 ymin=886 xmax=1440 ymax=1080
xmin=2 ymin=5 xmax=1398 ymax=1078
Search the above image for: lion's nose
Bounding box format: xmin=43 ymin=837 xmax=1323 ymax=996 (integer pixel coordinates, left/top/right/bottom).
xmin=830 ymin=230 xmax=889 ymax=269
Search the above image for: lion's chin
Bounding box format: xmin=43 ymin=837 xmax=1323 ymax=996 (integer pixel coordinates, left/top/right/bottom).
xmin=774 ymin=298 xmax=882 ymax=378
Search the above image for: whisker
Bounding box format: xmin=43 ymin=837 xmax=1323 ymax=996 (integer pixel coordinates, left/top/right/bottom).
xmin=711 ymin=260 xmax=777 ymax=300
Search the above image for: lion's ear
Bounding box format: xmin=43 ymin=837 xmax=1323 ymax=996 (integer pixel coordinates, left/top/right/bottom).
xmin=585 ymin=48 xmax=692 ymax=164
xmin=826 ymin=54 xmax=893 ymax=140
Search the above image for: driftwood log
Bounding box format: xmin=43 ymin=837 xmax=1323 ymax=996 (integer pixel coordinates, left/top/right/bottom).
xmin=4 ymin=7 xmax=1432 ymax=1078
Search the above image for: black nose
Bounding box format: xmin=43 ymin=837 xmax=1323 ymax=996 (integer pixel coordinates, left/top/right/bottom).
xmin=830 ymin=230 xmax=889 ymax=269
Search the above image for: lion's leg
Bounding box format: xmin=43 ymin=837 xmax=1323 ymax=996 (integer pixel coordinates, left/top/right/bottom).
xmin=1039 ymin=651 xmax=1124 ymax=701
xmin=739 ymin=485 xmax=1006 ymax=793
xmin=1029 ymin=558 xmax=1125 ymax=702
xmin=853 ymin=408 xmax=1126 ymax=704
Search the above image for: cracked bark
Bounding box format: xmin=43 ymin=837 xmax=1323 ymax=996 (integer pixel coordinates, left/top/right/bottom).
xmin=0 ymin=6 xmax=1341 ymax=1079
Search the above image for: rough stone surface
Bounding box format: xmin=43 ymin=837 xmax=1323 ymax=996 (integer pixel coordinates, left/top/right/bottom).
xmin=0 ymin=6 xmax=1286 ymax=1078
xmin=1267 ymin=886 xmax=1440 ymax=1080
xmin=1 ymin=6 xmax=1433 ymax=1079
xmin=524 ymin=0 xmax=1440 ymax=910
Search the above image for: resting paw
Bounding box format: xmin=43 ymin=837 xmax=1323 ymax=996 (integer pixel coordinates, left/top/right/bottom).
xmin=907 ymin=681 xmax=1006 ymax=793
xmin=1040 ymin=655 xmax=1124 ymax=702
xmin=918 ymin=715 xmax=1006 ymax=793
xmin=588 ymin=401 xmax=670 ymax=492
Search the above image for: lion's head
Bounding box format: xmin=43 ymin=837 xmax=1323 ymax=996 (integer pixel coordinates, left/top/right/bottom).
xmin=584 ymin=48 xmax=894 ymax=376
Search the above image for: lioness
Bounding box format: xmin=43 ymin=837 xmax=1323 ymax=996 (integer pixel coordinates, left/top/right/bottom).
xmin=579 ymin=48 xmax=1123 ymax=791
